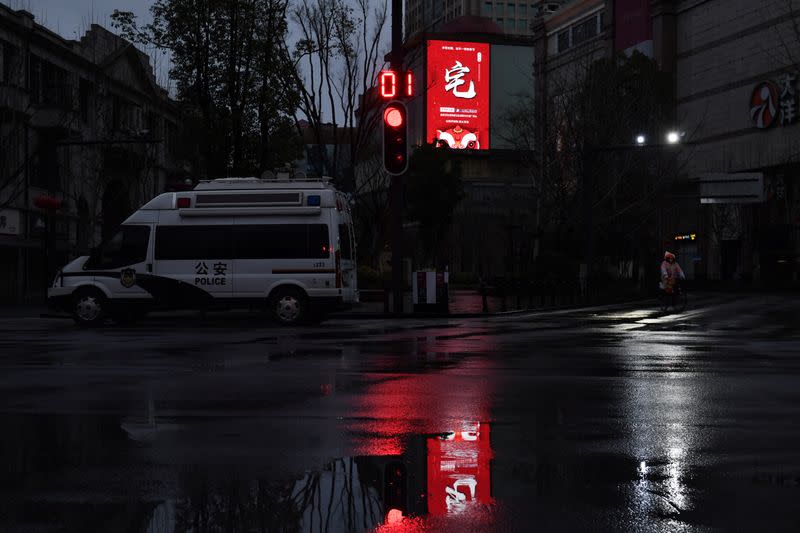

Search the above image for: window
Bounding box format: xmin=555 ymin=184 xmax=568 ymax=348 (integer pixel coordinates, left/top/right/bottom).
xmin=572 ymin=15 xmax=598 ymax=46
xmin=28 ymin=56 xmax=72 ymax=108
xmin=338 ymin=224 xmax=353 ymax=260
xmin=146 ymin=112 xmax=160 ymax=137
xmin=518 ymin=19 xmax=529 ymax=33
xmin=155 ymin=224 xmax=331 ymax=261
xmin=506 ymin=3 xmax=515 ymax=16
xmin=87 ymin=225 xmax=150 ymax=269
xmin=558 ymin=30 xmax=570 ymax=52
xmin=79 ymin=79 xmax=93 ymax=122
xmin=155 ymin=226 xmax=231 ymax=260
xmin=506 ymin=18 xmax=516 ymax=32
xmin=518 ymin=4 xmax=527 ymax=16
xmin=29 ymin=55 xmax=42 ymax=103
xmin=1 ymin=40 xmax=21 ymax=86
xmin=232 ymin=224 xmax=330 ymax=259
xmin=494 ymin=3 xmax=503 ymax=15
xmin=165 ymin=120 xmax=179 ymax=157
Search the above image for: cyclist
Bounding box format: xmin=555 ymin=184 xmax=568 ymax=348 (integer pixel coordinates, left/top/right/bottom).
xmin=660 ymin=251 xmax=685 ymax=295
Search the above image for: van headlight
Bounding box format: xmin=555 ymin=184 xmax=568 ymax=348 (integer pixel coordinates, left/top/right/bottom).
xmin=52 ymin=270 xmax=63 ymax=288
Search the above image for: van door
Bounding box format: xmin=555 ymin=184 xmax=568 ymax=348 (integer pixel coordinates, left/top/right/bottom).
xmin=152 ymin=224 xmax=233 ymax=305
xmin=85 ymin=224 xmax=153 ymax=302
xmin=337 ymin=217 xmax=358 ymax=301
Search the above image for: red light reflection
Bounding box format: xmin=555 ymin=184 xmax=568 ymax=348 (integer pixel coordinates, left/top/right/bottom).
xmin=427 ymin=422 xmax=493 ymax=515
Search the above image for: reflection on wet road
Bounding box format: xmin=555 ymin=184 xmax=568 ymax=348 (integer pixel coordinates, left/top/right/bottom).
xmin=1 ymin=293 xmax=799 ymax=531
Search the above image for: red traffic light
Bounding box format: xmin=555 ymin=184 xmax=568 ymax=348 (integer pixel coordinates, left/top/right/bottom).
xmin=384 ymin=107 xmax=404 ymax=128
xmin=382 ymin=101 xmax=408 ymax=175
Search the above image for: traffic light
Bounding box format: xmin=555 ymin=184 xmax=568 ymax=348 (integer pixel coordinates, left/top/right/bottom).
xmin=383 ymin=101 xmax=408 ymax=175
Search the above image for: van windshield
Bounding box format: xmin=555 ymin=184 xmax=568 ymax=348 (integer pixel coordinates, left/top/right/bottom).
xmin=86 ymin=225 xmax=150 ymax=269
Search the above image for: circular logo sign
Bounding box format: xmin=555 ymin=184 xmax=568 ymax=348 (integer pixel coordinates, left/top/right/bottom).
xmin=750 ymin=81 xmax=780 ymax=129
xmin=120 ymin=268 xmax=136 ymax=288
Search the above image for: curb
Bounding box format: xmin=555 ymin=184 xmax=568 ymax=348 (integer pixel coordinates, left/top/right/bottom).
xmin=330 ymin=298 xmax=652 ymax=320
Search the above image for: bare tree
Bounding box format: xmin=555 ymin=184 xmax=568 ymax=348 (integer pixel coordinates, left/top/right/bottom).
xmin=285 ymin=0 xmax=388 ymax=188
xmin=500 ymin=52 xmax=685 ymax=283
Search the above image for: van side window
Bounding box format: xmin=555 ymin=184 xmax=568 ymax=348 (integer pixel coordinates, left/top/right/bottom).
xmin=233 ymin=224 xmax=330 ymax=259
xmin=155 ymin=226 xmax=232 ymax=259
xmin=87 ymin=225 xmax=150 ymax=269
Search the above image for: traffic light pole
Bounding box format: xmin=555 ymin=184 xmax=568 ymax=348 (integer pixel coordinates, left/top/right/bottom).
xmin=390 ymin=0 xmax=404 ymax=313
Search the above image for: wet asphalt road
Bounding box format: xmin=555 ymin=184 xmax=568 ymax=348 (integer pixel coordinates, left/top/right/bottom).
xmin=1 ymin=293 xmax=799 ymax=532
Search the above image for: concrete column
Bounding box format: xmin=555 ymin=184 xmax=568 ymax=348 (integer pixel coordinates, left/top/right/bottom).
xmin=651 ymin=0 xmax=677 ymax=74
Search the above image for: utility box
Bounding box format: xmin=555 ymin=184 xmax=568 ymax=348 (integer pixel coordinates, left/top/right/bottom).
xmin=412 ymin=270 xmax=449 ymax=313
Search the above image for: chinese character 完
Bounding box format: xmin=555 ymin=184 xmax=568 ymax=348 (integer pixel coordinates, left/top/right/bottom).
xmin=444 ymin=61 xmax=477 ymax=99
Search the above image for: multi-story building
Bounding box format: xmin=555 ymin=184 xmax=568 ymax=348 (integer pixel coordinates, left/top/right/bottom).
xmin=534 ymin=0 xmax=800 ymax=283
xmin=0 ymin=5 xmax=187 ymax=303
xmin=405 ymin=0 xmax=557 ymax=38
xmin=669 ymin=0 xmax=800 ymax=283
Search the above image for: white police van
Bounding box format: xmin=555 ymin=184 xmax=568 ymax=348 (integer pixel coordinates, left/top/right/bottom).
xmin=48 ymin=177 xmax=358 ymax=326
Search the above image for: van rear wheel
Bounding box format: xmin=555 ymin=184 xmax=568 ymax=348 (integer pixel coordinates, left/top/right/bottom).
xmin=270 ymin=287 xmax=307 ymax=325
xmin=72 ymin=288 xmax=107 ymax=327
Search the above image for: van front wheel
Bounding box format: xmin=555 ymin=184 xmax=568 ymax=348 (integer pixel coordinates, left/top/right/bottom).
xmin=72 ymin=288 xmax=107 ymax=327
xmin=270 ymin=287 xmax=307 ymax=325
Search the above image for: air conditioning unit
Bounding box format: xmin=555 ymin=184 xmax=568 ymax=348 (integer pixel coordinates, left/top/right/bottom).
xmin=540 ymin=2 xmax=561 ymax=15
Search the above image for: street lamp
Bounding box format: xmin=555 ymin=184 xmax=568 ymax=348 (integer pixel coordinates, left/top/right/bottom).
xmin=636 ymin=134 xmax=646 ymax=146
xmin=666 ymin=131 xmax=681 ymax=144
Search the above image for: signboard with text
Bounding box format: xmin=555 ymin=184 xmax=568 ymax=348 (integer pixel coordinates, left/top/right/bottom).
xmin=426 ymin=40 xmax=490 ymax=150
xmin=0 ymin=209 xmax=21 ymax=236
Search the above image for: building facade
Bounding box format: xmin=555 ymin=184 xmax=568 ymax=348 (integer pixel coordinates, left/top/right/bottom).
xmin=405 ymin=0 xmax=558 ymax=38
xmin=670 ymin=0 xmax=800 ymax=283
xmin=0 ymin=5 xmax=186 ymax=303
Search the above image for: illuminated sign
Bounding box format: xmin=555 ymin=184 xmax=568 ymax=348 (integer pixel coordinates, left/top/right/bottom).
xmin=751 ymin=74 xmax=797 ymax=129
xmin=380 ymin=71 xmax=397 ymax=98
xmin=380 ymin=70 xmax=414 ymax=99
xmin=674 ymin=233 xmax=696 ymax=241
xmin=426 ymin=40 xmax=490 ymax=150
xmin=427 ymin=422 xmax=492 ymax=515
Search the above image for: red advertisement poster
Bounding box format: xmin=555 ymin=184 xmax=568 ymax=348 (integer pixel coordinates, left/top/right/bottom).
xmin=426 ymin=40 xmax=490 ymax=150
xmin=426 ymin=422 xmax=493 ymax=516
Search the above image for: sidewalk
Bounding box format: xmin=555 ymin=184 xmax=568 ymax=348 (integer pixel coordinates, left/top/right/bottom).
xmin=334 ymin=288 xmax=637 ymax=319
xmin=0 ymin=303 xmax=49 ymax=319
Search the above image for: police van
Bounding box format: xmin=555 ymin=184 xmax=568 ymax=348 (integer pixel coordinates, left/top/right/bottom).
xmin=48 ymin=177 xmax=358 ymax=326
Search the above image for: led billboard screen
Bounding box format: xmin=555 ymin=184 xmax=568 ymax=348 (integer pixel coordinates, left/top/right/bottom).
xmin=426 ymin=40 xmax=491 ymax=150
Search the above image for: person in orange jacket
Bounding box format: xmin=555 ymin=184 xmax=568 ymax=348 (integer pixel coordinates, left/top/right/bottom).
xmin=660 ymin=251 xmax=685 ymax=293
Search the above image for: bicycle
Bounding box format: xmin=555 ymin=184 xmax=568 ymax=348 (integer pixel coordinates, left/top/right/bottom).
xmin=659 ymin=280 xmax=687 ymax=313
